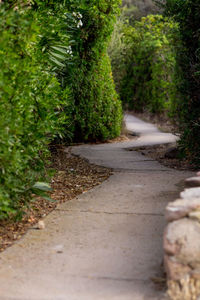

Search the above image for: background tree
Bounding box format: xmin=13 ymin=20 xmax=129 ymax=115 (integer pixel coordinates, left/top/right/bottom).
xmin=156 ymin=0 xmax=200 ymax=165
xmin=108 ymin=9 xmax=179 ymax=115
xmin=122 ymin=0 xmax=159 ymax=23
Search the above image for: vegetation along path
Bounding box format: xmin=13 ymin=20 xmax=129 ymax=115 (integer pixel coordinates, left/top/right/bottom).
xmin=0 ymin=114 xmax=194 ymax=300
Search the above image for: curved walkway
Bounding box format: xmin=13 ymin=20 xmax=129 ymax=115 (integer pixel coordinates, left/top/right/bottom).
xmin=0 ymin=114 xmax=194 ymax=300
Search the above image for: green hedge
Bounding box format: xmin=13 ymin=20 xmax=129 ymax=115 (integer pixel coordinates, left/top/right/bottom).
xmin=109 ymin=14 xmax=179 ymax=114
xmin=0 ymin=4 xmax=69 ymax=218
xmin=157 ymin=0 xmax=200 ymax=165
xmin=0 ymin=1 xmax=122 ymax=219
xmin=71 ymin=54 xmax=122 ymax=141
xmin=64 ymin=0 xmax=123 ymax=141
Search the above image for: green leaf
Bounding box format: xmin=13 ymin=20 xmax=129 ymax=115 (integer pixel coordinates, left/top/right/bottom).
xmin=50 ymin=46 xmax=68 ymax=54
xmin=49 ymin=51 xmax=67 ymax=61
xmin=49 ymin=56 xmax=66 ymax=67
xmin=32 ymin=182 xmax=52 ymax=192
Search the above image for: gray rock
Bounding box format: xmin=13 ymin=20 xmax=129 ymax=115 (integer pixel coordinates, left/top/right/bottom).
xmin=166 ymin=218 xmax=200 ymax=266
xmin=164 ymin=254 xmax=191 ymax=281
xmin=181 ymin=187 xmax=200 ymax=199
xmin=191 ymin=270 xmax=200 ymax=279
xmin=163 ymin=228 xmax=180 ymax=255
xmin=189 ymin=211 xmax=200 ymax=222
xmin=165 ymin=198 xmax=200 ymax=222
xmin=164 ymin=147 xmax=179 ymax=159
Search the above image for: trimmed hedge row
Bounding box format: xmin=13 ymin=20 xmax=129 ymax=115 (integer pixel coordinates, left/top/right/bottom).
xmin=0 ymin=1 xmax=122 ymax=219
xmin=64 ymin=0 xmax=123 ymax=141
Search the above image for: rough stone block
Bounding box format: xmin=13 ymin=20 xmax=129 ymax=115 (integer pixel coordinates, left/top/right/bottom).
xmin=164 ymin=172 xmax=200 ymax=285
xmin=191 ymin=270 xmax=200 ymax=280
xmin=164 ymin=254 xmax=191 ymax=281
xmin=165 ymin=218 xmax=200 ymax=265
xmin=189 ymin=211 xmax=200 ymax=222
xmin=181 ymin=187 xmax=200 ymax=199
xmin=163 ymin=228 xmax=180 ymax=255
xmin=165 ymin=198 xmax=200 ymax=222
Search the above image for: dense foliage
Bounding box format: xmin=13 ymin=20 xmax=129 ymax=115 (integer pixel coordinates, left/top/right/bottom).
xmin=63 ymin=0 xmax=122 ymax=141
xmin=0 ymin=4 xmax=68 ymax=219
xmin=157 ymin=0 xmax=200 ymax=164
xmin=0 ymin=0 xmax=122 ymax=219
xmin=109 ymin=14 xmax=179 ymax=114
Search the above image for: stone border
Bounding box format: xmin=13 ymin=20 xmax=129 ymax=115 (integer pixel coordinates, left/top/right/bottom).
xmin=163 ymin=173 xmax=200 ymax=299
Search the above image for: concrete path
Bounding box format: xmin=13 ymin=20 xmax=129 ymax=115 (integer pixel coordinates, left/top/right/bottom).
xmin=0 ymin=114 xmax=194 ymax=300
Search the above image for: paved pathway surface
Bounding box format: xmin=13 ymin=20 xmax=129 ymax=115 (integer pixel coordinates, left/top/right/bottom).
xmin=0 ymin=114 xmax=194 ymax=300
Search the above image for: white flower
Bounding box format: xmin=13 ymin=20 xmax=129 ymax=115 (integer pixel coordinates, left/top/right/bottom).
xmin=77 ymin=20 xmax=83 ymax=28
xmin=73 ymin=12 xmax=82 ymax=19
xmin=66 ymin=46 xmax=73 ymax=57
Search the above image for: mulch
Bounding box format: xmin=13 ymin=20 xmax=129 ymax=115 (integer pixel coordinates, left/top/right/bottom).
xmin=0 ymin=145 xmax=112 ymax=252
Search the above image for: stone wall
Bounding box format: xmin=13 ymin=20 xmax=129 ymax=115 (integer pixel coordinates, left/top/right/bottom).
xmin=163 ymin=174 xmax=200 ymax=299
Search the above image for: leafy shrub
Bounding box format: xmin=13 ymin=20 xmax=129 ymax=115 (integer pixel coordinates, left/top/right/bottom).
xmin=35 ymin=0 xmax=123 ymax=142
xmin=0 ymin=4 xmax=69 ymax=218
xmin=64 ymin=0 xmax=123 ymax=141
xmin=108 ymin=10 xmax=129 ymax=93
xmin=157 ymin=0 xmax=200 ymax=165
xmin=0 ymin=0 xmax=122 ymax=219
xmin=109 ymin=14 xmax=179 ymax=114
xmin=70 ymin=54 xmax=122 ymax=141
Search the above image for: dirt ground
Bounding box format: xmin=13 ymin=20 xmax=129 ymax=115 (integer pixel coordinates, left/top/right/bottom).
xmin=135 ymin=143 xmax=195 ymax=171
xmin=0 ymin=146 xmax=112 ymax=252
